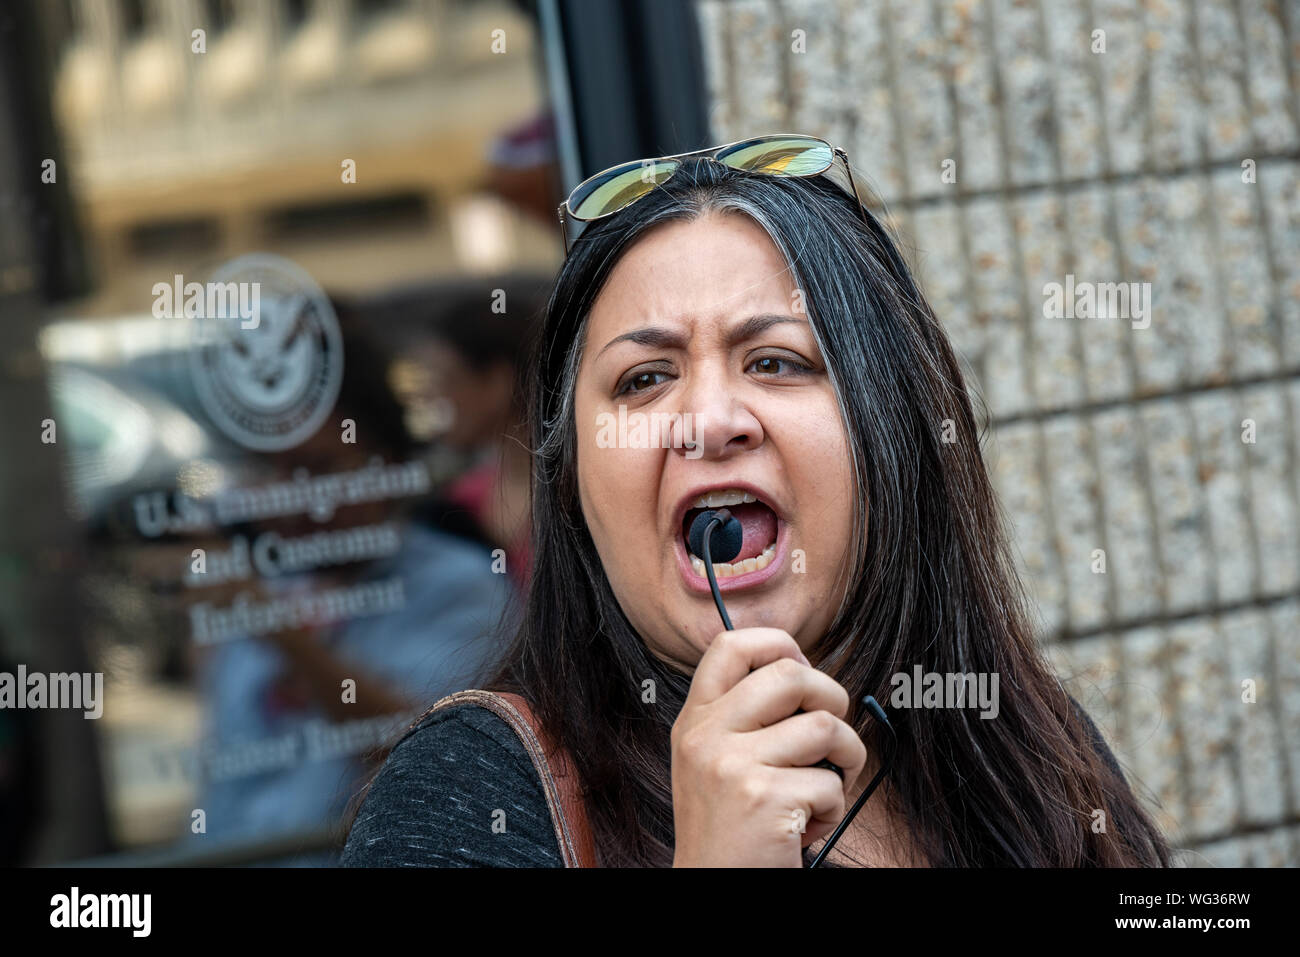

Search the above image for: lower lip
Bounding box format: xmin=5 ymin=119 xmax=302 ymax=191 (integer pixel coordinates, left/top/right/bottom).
xmin=674 ymin=517 xmax=789 ymax=595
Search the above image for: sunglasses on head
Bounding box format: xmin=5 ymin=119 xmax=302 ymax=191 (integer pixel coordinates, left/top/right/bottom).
xmin=556 ymin=133 xmax=870 ymax=253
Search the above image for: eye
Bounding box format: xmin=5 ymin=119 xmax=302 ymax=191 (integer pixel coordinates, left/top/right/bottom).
xmin=747 ymin=354 xmax=813 ymax=377
xmin=616 ymin=369 xmax=672 ymax=396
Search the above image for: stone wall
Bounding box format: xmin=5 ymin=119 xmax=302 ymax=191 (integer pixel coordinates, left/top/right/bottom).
xmin=695 ymin=0 xmax=1300 ymax=866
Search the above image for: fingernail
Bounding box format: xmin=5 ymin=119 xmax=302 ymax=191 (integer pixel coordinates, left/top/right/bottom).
xmin=798 ymin=652 xmax=811 ymax=666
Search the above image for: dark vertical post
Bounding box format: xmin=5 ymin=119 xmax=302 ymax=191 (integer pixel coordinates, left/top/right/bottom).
xmin=0 ymin=0 xmax=108 ymax=862
xmin=539 ymin=0 xmax=711 ymax=191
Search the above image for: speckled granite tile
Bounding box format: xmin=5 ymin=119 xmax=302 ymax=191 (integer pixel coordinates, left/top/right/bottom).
xmin=1219 ymin=607 xmax=1288 ymax=827
xmin=1139 ymin=398 xmax=1213 ymax=613
xmin=1187 ymin=389 xmax=1256 ymax=605
xmin=989 ymin=420 xmax=1068 ymax=635
xmin=1044 ymin=415 xmax=1109 ymax=631
xmin=1238 ymin=384 xmax=1300 ymax=596
xmin=1093 ymin=406 xmax=1164 ymax=621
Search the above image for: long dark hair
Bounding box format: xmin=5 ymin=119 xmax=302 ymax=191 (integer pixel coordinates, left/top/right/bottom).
xmin=433 ymin=156 xmax=1168 ymax=866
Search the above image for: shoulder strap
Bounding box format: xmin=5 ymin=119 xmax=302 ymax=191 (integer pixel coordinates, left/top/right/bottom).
xmin=428 ymin=689 xmax=597 ymax=867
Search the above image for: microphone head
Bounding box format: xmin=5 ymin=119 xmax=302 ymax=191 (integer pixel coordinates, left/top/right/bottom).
xmin=688 ymin=508 xmax=744 ymax=564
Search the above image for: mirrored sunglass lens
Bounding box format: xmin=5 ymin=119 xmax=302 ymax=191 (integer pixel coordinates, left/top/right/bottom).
xmin=569 ymin=160 xmax=680 ymax=220
xmin=716 ymin=137 xmax=832 ymax=177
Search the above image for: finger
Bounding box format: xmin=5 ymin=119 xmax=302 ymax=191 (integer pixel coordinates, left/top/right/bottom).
xmin=776 ymin=767 xmax=848 ymax=835
xmin=720 ymin=657 xmax=850 ymax=729
xmin=800 ymin=816 xmax=838 ymax=849
xmin=745 ymin=710 xmax=869 ymax=779
xmin=686 ymin=627 xmax=807 ymax=706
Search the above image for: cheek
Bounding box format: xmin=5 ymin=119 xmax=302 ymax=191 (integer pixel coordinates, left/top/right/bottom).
xmin=574 ymin=400 xmax=652 ymax=567
xmin=580 ymin=451 xmax=659 ymax=543
xmin=789 ymin=399 xmax=857 ymax=557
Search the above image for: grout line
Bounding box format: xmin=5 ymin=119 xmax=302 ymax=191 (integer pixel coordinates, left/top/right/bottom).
xmin=1183 ymin=813 xmax=1300 ymax=857
xmin=863 ymin=149 xmax=1300 ymax=215
xmin=989 ymin=365 xmax=1300 ymax=427
xmin=1054 ymin=587 xmax=1300 ymax=642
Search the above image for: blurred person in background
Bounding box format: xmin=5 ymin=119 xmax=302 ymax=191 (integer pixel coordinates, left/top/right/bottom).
xmin=483 ymin=111 xmax=560 ymax=227
xmin=191 ymin=301 xmax=512 ymax=863
xmin=404 ymin=278 xmax=546 ymax=593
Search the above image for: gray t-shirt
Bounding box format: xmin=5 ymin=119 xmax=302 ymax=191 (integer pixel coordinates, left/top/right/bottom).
xmin=342 ymin=703 xmax=562 ymax=867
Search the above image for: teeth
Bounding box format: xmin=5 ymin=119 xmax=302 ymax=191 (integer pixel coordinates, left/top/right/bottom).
xmin=690 ymin=488 xmax=759 ymax=508
xmin=690 ymin=542 xmax=776 ymax=579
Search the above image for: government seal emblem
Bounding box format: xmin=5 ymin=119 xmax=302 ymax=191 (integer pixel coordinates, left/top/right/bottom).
xmin=189 ymin=253 xmax=343 ymax=452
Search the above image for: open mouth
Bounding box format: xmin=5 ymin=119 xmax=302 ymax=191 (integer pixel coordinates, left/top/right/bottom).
xmin=680 ymin=488 xmax=780 ymax=579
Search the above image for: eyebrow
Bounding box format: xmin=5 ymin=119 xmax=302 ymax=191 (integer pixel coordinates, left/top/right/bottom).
xmin=596 ymin=313 xmax=804 ymax=359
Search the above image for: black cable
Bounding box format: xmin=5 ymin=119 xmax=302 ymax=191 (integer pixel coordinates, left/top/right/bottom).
xmin=809 ymin=696 xmax=896 ymax=868
xmin=700 ymin=514 xmax=734 ymax=631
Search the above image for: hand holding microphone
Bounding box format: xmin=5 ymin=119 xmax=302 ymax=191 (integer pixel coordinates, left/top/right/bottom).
xmin=671 ymin=509 xmax=880 ymax=867
xmin=670 ymin=626 xmax=868 ymax=867
xmin=686 ymin=508 xmax=844 ymax=778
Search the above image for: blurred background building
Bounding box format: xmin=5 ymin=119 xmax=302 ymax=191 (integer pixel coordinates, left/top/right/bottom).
xmin=1 ymin=0 xmax=570 ymax=865
xmin=0 ymin=0 xmax=1296 ymax=867
xmin=52 ymin=0 xmax=557 ymax=305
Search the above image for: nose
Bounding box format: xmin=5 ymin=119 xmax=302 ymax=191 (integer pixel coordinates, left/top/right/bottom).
xmin=670 ymin=362 xmax=764 ymax=461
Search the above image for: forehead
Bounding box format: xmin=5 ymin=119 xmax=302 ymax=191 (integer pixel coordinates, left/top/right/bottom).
xmin=586 ymin=212 xmax=798 ymax=335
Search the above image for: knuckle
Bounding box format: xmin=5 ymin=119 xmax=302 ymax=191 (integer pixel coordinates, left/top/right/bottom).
xmin=711 ymin=629 xmax=736 ymax=655
xmin=736 ymin=771 xmax=768 ymax=809
xmin=772 ymin=629 xmax=801 ymax=655
xmin=711 ymin=749 xmax=743 ymax=785
xmin=673 ymin=725 xmax=704 ymax=763
xmin=771 ymin=656 xmax=803 ymax=681
xmin=819 ymin=782 xmax=846 ymax=815
xmin=810 ymin=709 xmax=839 ymax=739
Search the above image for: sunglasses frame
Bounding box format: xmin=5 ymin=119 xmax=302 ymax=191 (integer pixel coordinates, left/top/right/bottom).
xmin=556 ymin=133 xmax=870 ymax=254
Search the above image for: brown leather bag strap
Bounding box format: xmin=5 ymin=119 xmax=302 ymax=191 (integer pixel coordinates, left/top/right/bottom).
xmin=428 ymin=689 xmax=597 ymax=867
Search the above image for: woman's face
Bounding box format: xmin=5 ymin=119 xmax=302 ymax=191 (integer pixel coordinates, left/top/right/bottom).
xmin=573 ymin=211 xmax=857 ymax=671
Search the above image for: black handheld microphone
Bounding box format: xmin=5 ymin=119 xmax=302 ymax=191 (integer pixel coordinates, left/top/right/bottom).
xmin=689 ymin=508 xmax=841 ymax=777
xmin=689 ymin=507 xmax=896 ymax=868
